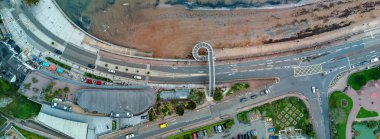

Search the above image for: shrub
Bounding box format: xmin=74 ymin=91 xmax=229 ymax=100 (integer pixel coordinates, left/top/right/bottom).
xmin=84 ymin=72 xmax=112 ymax=82
xmin=213 ymin=88 xmax=224 ymax=101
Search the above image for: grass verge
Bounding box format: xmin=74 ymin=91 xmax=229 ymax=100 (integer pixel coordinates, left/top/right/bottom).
xmin=329 ymin=91 xmax=353 ymax=139
xmin=15 ymin=126 xmax=47 ymax=139
xmin=356 ymin=107 xmax=379 ymax=118
xmin=45 ymin=57 xmax=71 ymax=70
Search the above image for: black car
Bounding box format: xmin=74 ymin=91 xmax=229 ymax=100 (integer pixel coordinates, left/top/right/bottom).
xmin=250 ymin=95 xmax=257 ymax=99
xmin=240 ymin=98 xmax=247 ymax=103
xmin=87 ymin=64 xmax=95 ymax=69
xmin=55 ymin=50 xmax=62 ymax=55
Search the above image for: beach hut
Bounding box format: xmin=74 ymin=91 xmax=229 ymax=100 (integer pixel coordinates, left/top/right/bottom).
xmin=49 ymin=65 xmax=57 ymax=71
xmin=42 ymin=62 xmax=50 ymax=67
xmin=56 ymin=68 xmax=64 ymax=73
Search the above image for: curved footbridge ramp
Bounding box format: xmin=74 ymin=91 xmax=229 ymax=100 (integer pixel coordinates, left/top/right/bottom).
xmin=192 ymin=42 xmax=215 ymax=96
xmin=75 ymin=87 xmax=156 ymax=117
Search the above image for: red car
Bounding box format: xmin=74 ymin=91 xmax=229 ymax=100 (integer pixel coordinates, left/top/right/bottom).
xmin=86 ymin=79 xmax=92 ymax=84
xmin=96 ymin=80 xmax=102 ymax=85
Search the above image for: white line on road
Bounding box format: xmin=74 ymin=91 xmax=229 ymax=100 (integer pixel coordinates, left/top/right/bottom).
xmin=257 ymin=69 xmax=264 ymax=71
xmin=275 ymin=60 xmax=282 ymax=63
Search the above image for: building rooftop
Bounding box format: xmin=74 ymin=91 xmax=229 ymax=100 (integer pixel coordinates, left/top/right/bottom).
xmin=160 ymin=89 xmax=190 ymax=100
xmin=75 ymin=88 xmax=156 ymax=117
xmin=37 ymin=112 xmax=88 ymax=139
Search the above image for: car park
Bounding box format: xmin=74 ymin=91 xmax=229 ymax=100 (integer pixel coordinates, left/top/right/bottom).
xmin=108 ymin=69 xmax=116 ymax=73
xmin=125 ymin=133 xmax=134 ymax=139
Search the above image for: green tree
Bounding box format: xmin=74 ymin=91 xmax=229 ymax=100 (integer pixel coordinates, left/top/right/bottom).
xmin=213 ymin=88 xmax=224 ymax=101
xmin=185 ymin=101 xmax=197 ymax=110
xmin=353 ymin=75 xmax=366 ymax=88
xmin=31 ymin=77 xmax=38 ymax=84
xmin=63 ymin=87 xmax=70 ymax=93
xmin=175 ymin=106 xmax=185 ymax=116
xmin=23 ymin=83 xmax=31 ymax=90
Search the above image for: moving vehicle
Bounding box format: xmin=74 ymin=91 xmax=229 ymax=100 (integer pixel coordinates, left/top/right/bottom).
xmin=108 ymin=69 xmax=116 ymax=73
xmin=311 ymin=86 xmax=316 ymax=93
xmin=159 ymin=123 xmax=168 ymax=128
xmin=134 ymin=75 xmax=142 ymax=80
xmin=125 ymin=133 xmax=134 ymax=139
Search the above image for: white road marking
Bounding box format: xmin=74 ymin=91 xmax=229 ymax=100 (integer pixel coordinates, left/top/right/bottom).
xmin=249 ymin=69 xmax=255 ymax=72
xmin=267 ymin=62 xmax=273 ymax=64
xmin=275 ymin=60 xmax=282 ymax=63
xmin=258 ymin=63 xmax=265 ymax=66
xmin=257 ymin=69 xmax=264 ymax=71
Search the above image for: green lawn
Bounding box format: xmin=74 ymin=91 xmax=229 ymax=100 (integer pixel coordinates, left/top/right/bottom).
xmin=0 ymin=96 xmax=41 ymax=119
xmin=0 ymin=79 xmax=41 ymax=119
xmin=357 ymin=107 xmax=379 ymax=118
xmin=15 ymin=126 xmax=47 ymax=139
xmin=329 ymin=91 xmax=353 ymax=139
xmin=347 ymin=67 xmax=380 ymax=90
xmin=236 ymin=97 xmax=315 ymax=137
xmin=168 ymin=119 xmax=234 ymax=139
xmin=0 ymin=116 xmax=7 ymax=126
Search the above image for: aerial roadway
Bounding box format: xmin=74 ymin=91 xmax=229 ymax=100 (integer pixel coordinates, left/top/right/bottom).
xmin=7 ymin=1 xmax=380 ymax=139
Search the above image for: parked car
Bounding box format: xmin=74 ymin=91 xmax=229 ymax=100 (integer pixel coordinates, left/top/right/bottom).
xmin=125 ymin=133 xmax=134 ymax=139
xmin=55 ymin=50 xmax=62 ymax=55
xmin=108 ymin=69 xmax=116 ymax=73
xmin=311 ymin=86 xmax=316 ymax=93
xmin=96 ymin=80 xmax=102 ymax=85
xmin=159 ymin=123 xmax=168 ymax=128
xmin=250 ymin=95 xmax=257 ymax=99
xmin=87 ymin=64 xmax=95 ymax=69
xmin=86 ymin=79 xmax=92 ymax=84
xmin=240 ymin=98 xmax=247 ymax=103
xmin=133 ymin=75 xmax=142 ymax=80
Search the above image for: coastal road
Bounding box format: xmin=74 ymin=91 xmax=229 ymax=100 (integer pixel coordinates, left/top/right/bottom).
xmin=9 ymin=2 xmax=380 ymax=139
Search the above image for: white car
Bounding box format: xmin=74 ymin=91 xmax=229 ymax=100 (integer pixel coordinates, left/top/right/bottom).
xmin=126 ymin=133 xmax=134 ymax=139
xmin=133 ymin=75 xmax=142 ymax=80
xmin=311 ymin=86 xmax=316 ymax=93
xmin=108 ymin=69 xmax=116 ymax=73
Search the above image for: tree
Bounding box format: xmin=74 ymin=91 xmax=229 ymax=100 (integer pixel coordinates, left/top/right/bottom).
xmin=23 ymin=83 xmax=31 ymax=90
xmin=31 ymin=77 xmax=38 ymax=84
xmin=185 ymin=101 xmax=197 ymax=110
xmin=115 ymin=66 xmax=118 ymax=69
xmin=175 ymin=106 xmax=185 ymax=116
xmin=105 ymin=64 xmax=108 ymax=67
xmin=165 ymin=103 xmax=173 ymax=111
xmin=213 ymin=88 xmax=224 ymax=101
xmin=63 ymin=87 xmax=70 ymax=93
xmin=353 ymin=75 xmax=366 ymax=88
